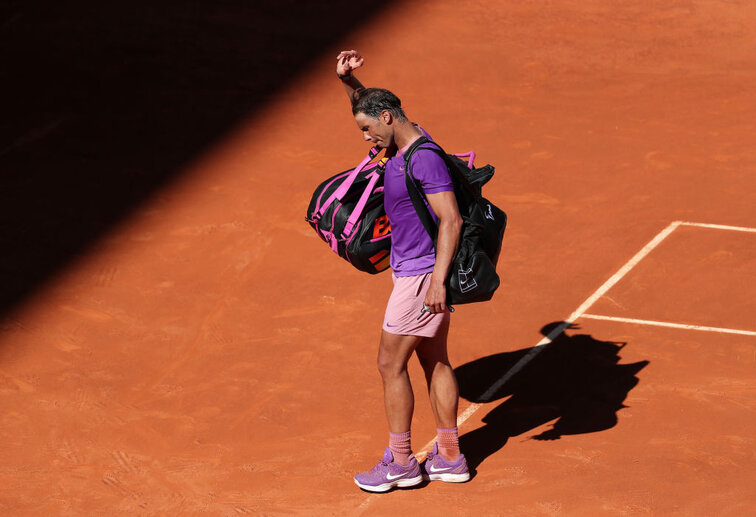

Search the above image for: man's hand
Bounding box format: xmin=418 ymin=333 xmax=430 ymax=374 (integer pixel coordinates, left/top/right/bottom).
xmin=424 ymin=275 xmax=448 ymax=314
xmin=336 ymin=50 xmax=366 ymax=104
xmin=336 ymin=50 xmax=364 ymax=76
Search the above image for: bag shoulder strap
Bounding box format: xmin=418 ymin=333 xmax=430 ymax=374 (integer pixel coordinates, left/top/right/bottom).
xmin=404 ymin=165 xmax=439 ymax=246
xmin=402 ymin=136 xmax=457 ymax=247
xmin=403 ymin=135 xmax=476 ymax=247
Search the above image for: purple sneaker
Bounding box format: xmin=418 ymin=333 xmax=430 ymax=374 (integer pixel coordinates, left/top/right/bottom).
xmin=353 ymin=448 xmax=423 ymax=492
xmin=422 ymin=443 xmax=470 ymax=482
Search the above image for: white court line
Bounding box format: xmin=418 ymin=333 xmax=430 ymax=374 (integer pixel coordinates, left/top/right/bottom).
xmin=581 ymin=313 xmax=756 ymax=336
xmin=678 ymin=221 xmax=756 ymax=233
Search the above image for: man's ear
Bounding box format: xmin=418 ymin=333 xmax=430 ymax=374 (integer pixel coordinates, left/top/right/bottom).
xmin=380 ymin=109 xmax=393 ymax=125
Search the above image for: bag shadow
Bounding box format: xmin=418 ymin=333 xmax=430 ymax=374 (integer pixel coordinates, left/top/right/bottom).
xmin=455 ymin=321 xmax=649 ymax=477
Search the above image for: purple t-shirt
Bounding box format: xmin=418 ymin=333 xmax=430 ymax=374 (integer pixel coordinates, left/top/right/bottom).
xmin=384 ymin=131 xmax=454 ymax=276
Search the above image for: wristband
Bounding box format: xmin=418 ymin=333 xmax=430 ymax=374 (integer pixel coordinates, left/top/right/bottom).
xmin=337 ymin=73 xmax=352 ymax=81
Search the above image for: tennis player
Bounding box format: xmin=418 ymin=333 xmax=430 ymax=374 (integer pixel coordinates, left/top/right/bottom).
xmin=336 ymin=50 xmax=470 ymax=492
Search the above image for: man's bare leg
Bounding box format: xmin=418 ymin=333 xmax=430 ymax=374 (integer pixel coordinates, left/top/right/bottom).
xmin=416 ymin=317 xmax=461 ymax=460
xmin=416 ymin=317 xmax=458 ymax=429
xmin=377 ymin=330 xmax=424 ymax=433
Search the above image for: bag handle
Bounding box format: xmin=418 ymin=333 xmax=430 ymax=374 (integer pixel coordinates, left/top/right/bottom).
xmin=453 ymin=151 xmax=476 ymax=169
xmin=341 ymin=167 xmax=383 ymax=238
xmin=314 ymin=146 xmax=381 ymax=220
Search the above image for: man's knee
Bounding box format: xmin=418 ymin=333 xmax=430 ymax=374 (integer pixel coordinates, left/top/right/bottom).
xmin=377 ymin=351 xmax=407 ymax=379
xmin=377 ymin=332 xmax=421 ymax=378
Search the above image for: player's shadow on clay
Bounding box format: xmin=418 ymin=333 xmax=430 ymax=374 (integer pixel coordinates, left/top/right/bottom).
xmin=454 ymin=322 xmax=649 ymax=478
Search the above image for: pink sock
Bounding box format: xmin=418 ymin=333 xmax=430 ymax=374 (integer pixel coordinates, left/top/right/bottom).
xmin=437 ymin=427 xmax=460 ymax=460
xmin=389 ymin=431 xmax=412 ymax=466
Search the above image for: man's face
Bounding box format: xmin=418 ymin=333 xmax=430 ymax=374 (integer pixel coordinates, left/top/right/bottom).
xmin=354 ymin=111 xmax=392 ymax=149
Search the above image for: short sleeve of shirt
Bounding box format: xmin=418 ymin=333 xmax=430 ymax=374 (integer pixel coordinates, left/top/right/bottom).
xmin=410 ymin=147 xmax=454 ymax=194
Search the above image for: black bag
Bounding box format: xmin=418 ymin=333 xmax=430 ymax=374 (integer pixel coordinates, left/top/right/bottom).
xmin=404 ymin=137 xmax=507 ymax=305
xmin=306 ymin=146 xmax=392 ymax=274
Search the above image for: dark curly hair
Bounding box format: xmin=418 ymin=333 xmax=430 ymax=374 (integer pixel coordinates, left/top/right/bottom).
xmin=351 ymin=88 xmax=407 ymax=121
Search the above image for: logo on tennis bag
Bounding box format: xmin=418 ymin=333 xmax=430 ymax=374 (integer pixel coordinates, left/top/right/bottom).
xmin=404 ymin=137 xmax=507 ymax=305
xmin=306 ymin=147 xmax=392 ymax=274
xmin=457 ymin=265 xmax=478 ymax=293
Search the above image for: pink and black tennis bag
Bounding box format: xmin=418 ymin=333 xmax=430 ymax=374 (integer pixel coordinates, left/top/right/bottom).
xmin=306 ymin=146 xmax=392 ymax=274
xmin=306 ymin=144 xmax=503 ymax=282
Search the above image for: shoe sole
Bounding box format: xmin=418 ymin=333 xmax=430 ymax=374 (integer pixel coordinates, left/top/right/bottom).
xmin=354 ymin=474 xmax=423 ymax=492
xmin=424 ymin=472 xmax=471 ymax=483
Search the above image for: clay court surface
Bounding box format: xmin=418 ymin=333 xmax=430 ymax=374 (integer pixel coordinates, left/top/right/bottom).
xmin=2 ymin=1 xmax=755 ymax=515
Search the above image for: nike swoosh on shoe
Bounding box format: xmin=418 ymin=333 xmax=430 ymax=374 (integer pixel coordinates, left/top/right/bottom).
xmin=386 ymin=472 xmax=407 ymax=480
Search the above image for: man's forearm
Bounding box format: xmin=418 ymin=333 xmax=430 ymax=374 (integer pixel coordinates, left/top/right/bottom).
xmin=430 ymin=217 xmax=462 ymax=286
xmin=341 ymin=74 xmax=365 ymax=104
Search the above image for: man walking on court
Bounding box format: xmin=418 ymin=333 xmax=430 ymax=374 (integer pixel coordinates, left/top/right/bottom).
xmin=335 ymin=50 xmax=470 ymax=492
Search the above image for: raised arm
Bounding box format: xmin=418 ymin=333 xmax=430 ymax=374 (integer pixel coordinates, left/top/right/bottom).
xmin=336 ymin=50 xmax=366 ymax=104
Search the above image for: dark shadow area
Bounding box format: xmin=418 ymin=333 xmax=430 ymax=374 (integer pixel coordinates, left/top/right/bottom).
xmin=0 ymin=1 xmax=395 ymax=316
xmin=455 ymin=322 xmax=649 ymax=476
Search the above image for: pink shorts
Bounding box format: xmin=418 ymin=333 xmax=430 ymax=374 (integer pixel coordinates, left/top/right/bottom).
xmin=382 ymin=272 xmax=451 ymax=337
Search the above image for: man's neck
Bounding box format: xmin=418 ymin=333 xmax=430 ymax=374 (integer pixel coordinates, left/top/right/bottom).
xmin=393 ymin=121 xmax=422 ymax=151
